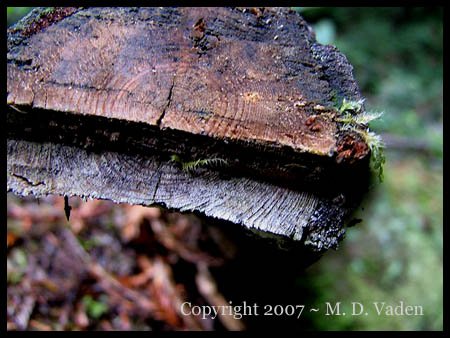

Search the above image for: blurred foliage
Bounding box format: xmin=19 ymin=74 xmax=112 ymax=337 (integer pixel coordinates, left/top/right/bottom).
xmin=7 ymin=7 xmax=443 ymax=331
xmin=7 ymin=7 xmax=34 ymax=27
xmin=296 ymin=7 xmax=443 ymax=331
xmin=7 ymin=248 xmax=28 ymax=284
xmin=82 ymin=295 xmax=109 ymax=320
xmin=299 ymin=157 xmax=443 ymax=330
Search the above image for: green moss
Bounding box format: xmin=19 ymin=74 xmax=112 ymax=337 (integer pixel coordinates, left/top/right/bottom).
xmin=338 ymin=97 xmax=365 ymax=114
xmin=40 ymin=7 xmax=56 ymax=15
xmin=169 ymin=154 xmax=228 ymax=173
xmin=335 ymin=98 xmax=385 ymax=182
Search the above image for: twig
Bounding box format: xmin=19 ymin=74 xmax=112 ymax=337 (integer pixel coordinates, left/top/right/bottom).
xmin=150 ymin=219 xmax=224 ymax=266
xmin=381 ymin=133 xmax=436 ymax=154
xmin=196 ymin=263 xmax=245 ymax=331
xmin=151 ymin=256 xmax=205 ymax=330
xmin=12 ymin=280 xmax=36 ymax=330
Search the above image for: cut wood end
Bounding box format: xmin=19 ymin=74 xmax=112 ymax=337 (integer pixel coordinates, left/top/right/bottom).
xmin=7 ymin=7 xmax=363 ymax=157
xmin=7 ymin=7 xmax=371 ymax=254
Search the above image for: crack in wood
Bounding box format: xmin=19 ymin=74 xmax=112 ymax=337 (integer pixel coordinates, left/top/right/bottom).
xmin=11 ymin=172 xmax=45 ymax=187
xmin=151 ymin=163 xmax=163 ymax=202
xmin=156 ymin=76 xmax=176 ymax=128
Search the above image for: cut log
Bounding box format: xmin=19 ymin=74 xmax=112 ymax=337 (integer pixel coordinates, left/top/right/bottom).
xmin=7 ymin=7 xmax=371 ymax=253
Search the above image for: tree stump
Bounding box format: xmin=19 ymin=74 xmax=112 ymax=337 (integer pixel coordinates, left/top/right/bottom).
xmin=7 ymin=7 xmax=371 ymax=255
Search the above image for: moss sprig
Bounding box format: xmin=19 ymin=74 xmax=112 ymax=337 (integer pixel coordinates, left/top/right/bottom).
xmin=170 ymin=154 xmax=229 ymax=173
xmin=335 ymin=98 xmax=385 ymax=182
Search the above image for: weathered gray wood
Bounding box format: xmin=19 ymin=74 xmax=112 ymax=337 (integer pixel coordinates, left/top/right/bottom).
xmin=7 ymin=139 xmax=346 ymax=251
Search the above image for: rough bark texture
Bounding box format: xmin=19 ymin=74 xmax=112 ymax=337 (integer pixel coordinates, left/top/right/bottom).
xmin=7 ymin=7 xmax=370 ymax=253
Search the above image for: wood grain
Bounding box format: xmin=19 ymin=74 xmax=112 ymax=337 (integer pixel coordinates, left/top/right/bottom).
xmin=7 ymin=7 xmax=363 ymax=157
xmin=7 ymin=7 xmax=370 ymax=252
xmin=7 ymin=139 xmax=346 ymax=251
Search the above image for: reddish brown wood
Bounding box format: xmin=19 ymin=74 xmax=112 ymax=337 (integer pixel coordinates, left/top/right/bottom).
xmin=7 ymin=7 xmax=363 ymax=157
